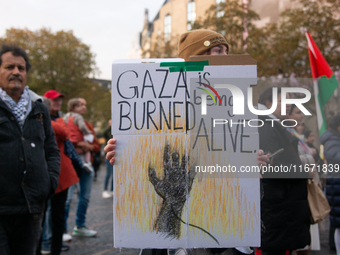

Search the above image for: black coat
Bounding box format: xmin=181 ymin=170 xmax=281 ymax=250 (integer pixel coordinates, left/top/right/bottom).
xmin=321 ymin=130 xmax=340 ymax=228
xmin=0 ymin=99 xmax=60 ymax=215
xmin=259 ymin=114 xmax=310 ymax=251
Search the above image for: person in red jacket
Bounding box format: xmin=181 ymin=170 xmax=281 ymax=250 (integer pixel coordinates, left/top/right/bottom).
xmin=40 ymin=90 xmax=79 ymax=254
xmin=63 ymin=98 xmax=95 ymax=173
xmin=51 ymin=114 xmax=80 ymax=193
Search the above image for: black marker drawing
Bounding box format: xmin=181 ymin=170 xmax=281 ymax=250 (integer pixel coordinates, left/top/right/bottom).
xmin=148 ymin=142 xmax=196 ymax=239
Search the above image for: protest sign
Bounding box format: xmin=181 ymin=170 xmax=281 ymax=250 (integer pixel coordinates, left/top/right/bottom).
xmin=111 ymin=55 xmax=260 ymax=248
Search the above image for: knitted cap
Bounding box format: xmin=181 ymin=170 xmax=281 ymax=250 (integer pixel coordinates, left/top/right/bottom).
xmin=178 ymin=29 xmax=229 ymax=61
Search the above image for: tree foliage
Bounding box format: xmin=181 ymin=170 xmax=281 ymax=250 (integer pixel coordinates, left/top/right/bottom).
xmin=142 ymin=0 xmax=340 ymax=79
xmin=192 ymin=0 xmax=340 ymax=78
xmin=1 ymin=28 xmax=111 ymax=124
xmin=192 ymin=0 xmax=260 ymax=54
xmin=250 ymin=0 xmax=340 ymax=77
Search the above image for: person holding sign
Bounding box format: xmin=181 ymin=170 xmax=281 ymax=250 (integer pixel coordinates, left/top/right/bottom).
xmin=104 ymin=29 xmax=269 ymax=167
xmin=178 ymin=29 xmax=228 ymax=61
xmin=105 ymin=29 xmax=270 ymax=255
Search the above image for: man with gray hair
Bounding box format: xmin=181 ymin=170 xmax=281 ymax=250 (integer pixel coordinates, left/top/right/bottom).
xmin=0 ymin=44 xmax=60 ymax=254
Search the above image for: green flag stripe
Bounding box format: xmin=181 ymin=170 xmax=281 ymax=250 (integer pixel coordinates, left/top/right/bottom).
xmin=315 ymin=75 xmax=338 ymax=136
xmin=317 ymin=90 xmax=327 ymax=135
xmin=318 ymin=74 xmax=338 ymax=105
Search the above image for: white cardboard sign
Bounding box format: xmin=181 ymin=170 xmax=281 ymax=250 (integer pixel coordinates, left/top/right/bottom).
xmin=111 ymin=56 xmax=260 ymax=249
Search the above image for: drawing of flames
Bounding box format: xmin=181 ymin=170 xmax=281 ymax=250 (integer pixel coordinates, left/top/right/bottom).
xmin=115 ymin=103 xmax=259 ymax=242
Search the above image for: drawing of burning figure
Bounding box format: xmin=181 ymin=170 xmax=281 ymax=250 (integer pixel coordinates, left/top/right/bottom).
xmin=148 ymin=142 xmax=196 ymax=239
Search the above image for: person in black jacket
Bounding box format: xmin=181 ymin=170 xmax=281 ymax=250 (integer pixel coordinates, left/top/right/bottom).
xmin=321 ymin=115 xmax=340 ymax=255
xmin=0 ymin=44 xmax=60 ymax=255
xmin=258 ymin=87 xmax=311 ymax=255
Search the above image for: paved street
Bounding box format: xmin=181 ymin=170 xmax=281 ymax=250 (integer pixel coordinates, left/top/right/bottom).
xmin=63 ymin=164 xmax=140 ymax=255
xmin=63 ymin=164 xmax=336 ymax=255
xmin=310 ymin=218 xmax=336 ymax=255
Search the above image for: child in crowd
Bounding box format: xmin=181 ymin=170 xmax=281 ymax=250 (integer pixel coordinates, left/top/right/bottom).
xmin=64 ymin=98 xmax=94 ymax=173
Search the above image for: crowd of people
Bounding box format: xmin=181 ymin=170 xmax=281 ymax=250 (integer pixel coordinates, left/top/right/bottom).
xmin=0 ymin=28 xmax=339 ymax=255
xmin=0 ymin=44 xmax=101 ymax=255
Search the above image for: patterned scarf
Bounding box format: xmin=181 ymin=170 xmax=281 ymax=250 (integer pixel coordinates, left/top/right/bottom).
xmin=0 ymin=86 xmax=32 ymax=130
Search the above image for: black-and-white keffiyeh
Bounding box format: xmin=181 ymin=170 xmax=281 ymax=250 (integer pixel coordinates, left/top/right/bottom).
xmin=0 ymin=86 xmax=32 ymax=130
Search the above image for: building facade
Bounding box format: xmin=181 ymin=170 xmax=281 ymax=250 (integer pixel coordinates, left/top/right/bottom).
xmin=141 ymin=0 xmax=216 ymax=58
xmin=140 ymin=0 xmax=296 ymax=58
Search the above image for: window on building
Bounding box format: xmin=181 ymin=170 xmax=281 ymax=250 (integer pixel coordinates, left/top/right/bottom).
xmin=157 ymin=29 xmax=161 ymax=47
xmin=164 ymin=14 xmax=172 ymax=41
xmin=216 ymin=0 xmax=225 ymax=18
xmin=187 ymin=1 xmax=196 ymax=31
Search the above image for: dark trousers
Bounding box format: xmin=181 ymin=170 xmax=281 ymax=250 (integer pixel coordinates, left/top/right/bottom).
xmin=36 ymin=188 xmax=68 ymax=255
xmin=0 ymin=212 xmax=43 ymax=255
xmin=50 ymin=189 xmax=68 ymax=255
xmin=330 ymin=224 xmax=336 ymax=250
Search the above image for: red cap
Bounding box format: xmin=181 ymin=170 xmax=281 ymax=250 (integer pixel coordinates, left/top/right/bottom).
xmin=44 ymin=90 xmax=65 ymax=99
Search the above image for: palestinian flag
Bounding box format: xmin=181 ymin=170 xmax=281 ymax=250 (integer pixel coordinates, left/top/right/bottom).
xmin=306 ymin=31 xmax=338 ymax=135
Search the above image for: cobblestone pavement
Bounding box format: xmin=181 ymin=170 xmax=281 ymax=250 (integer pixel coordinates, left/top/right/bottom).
xmin=62 ymin=164 xmax=336 ymax=255
xmin=63 ymin=164 xmax=140 ymax=255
